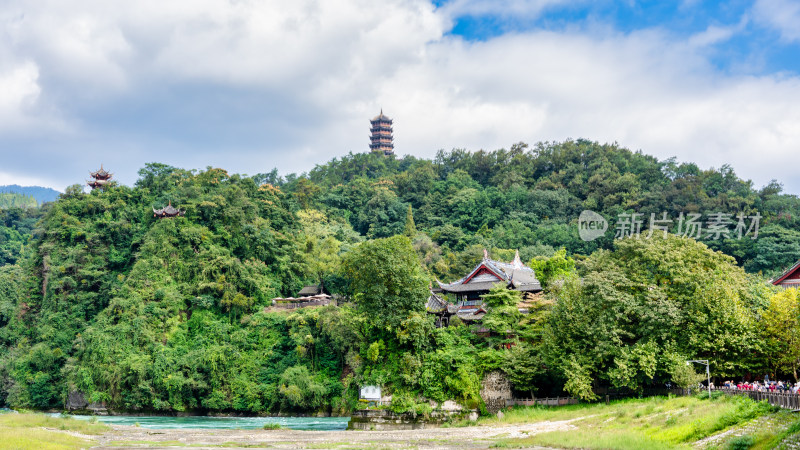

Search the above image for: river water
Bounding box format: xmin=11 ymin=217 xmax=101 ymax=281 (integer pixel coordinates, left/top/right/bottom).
xmin=63 ymin=414 xmax=350 ymax=430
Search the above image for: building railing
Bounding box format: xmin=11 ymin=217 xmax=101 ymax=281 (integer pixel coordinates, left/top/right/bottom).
xmin=273 ymin=298 xmax=333 ymax=309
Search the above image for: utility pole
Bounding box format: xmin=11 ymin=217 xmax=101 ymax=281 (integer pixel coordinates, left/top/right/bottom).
xmin=686 ymin=360 xmax=711 ymax=398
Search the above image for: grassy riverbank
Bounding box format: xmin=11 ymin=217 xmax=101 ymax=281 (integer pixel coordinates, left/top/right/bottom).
xmin=0 ymin=412 xmax=108 ymax=449
xmin=1 ymin=395 xmax=798 ymax=449
xmin=484 ymin=394 xmax=799 ymax=449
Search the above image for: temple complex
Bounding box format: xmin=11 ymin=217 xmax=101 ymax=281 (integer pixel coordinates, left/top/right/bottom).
xmin=153 ymin=201 xmax=185 ymax=218
xmin=369 ymin=110 xmax=394 ymax=156
xmin=87 ymin=165 xmax=112 ymax=190
xmin=428 ymin=250 xmax=542 ymax=328
xmin=772 ymin=260 xmax=800 ymax=289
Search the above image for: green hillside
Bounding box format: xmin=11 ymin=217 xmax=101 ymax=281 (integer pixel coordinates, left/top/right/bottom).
xmin=0 ymin=185 xmax=61 ymax=205
xmin=0 ymin=193 xmax=37 ymax=209
xmin=0 ymin=141 xmax=798 ymax=414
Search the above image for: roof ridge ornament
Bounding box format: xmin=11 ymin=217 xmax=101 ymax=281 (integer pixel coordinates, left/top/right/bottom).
xmin=512 ymin=250 xmax=523 ymax=269
xmin=483 ymin=248 xmax=489 ymax=260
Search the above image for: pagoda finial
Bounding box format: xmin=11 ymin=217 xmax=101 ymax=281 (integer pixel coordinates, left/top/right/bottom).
xmin=512 ymin=250 xmax=523 ymax=269
xmin=483 ymin=248 xmax=489 ymax=260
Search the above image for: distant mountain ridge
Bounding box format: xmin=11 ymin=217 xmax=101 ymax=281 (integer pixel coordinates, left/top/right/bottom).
xmin=0 ymin=185 xmax=61 ymax=205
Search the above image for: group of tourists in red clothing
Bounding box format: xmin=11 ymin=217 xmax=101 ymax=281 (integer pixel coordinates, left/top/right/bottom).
xmin=721 ymin=380 xmax=800 ymax=394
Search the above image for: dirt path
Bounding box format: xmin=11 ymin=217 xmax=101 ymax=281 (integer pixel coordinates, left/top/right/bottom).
xmin=90 ymin=419 xmax=578 ymax=449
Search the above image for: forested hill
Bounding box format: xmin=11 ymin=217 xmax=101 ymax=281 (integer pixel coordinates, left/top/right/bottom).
xmin=284 ymin=139 xmax=800 ymax=278
xmin=0 ymin=139 xmax=798 ymax=414
xmin=0 ymin=185 xmax=61 ymax=205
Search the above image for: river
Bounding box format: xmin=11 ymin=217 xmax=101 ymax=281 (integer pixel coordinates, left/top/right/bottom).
xmin=62 ymin=414 xmax=350 ymax=430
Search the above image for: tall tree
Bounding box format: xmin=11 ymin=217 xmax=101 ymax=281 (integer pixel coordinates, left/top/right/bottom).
xmin=762 ymin=288 xmax=800 ymax=381
xmin=544 ymin=235 xmax=766 ymax=399
xmin=342 ymin=235 xmax=428 ymax=330
xmin=403 ymin=205 xmax=417 ymax=237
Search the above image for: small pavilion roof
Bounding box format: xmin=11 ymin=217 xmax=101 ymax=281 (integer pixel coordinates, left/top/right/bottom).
xmin=153 ymin=201 xmax=185 ymax=217
xmin=90 ymin=165 xmax=112 ymax=179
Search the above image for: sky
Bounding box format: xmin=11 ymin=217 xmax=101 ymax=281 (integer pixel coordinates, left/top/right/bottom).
xmin=0 ymin=0 xmax=799 ymax=194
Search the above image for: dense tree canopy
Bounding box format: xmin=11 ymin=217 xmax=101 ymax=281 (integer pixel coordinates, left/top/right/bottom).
xmin=544 ymin=235 xmax=770 ymax=399
xmin=0 ymin=140 xmax=798 ymax=413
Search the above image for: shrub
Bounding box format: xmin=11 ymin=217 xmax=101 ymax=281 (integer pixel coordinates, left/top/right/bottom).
xmin=725 ymin=434 xmax=755 ymax=450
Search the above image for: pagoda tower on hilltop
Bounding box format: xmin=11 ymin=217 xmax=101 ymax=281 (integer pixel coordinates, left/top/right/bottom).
xmin=369 ymin=110 xmax=394 ymax=156
xmin=87 ymin=165 xmax=112 ymax=190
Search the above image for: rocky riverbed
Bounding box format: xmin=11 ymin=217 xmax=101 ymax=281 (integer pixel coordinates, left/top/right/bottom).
xmin=83 ymin=419 xmax=577 ymax=449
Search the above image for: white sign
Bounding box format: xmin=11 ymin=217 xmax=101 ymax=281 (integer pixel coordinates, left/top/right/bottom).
xmin=360 ymin=385 xmax=381 ymax=401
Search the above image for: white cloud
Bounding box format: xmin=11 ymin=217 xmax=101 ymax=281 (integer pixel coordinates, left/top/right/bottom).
xmin=0 ymin=0 xmax=799 ymax=194
xmin=438 ymin=0 xmax=572 ymax=19
xmin=753 ymin=0 xmax=800 ymax=42
xmin=0 ymin=62 xmax=40 ymax=127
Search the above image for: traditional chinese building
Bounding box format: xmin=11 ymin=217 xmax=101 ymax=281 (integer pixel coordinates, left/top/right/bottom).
xmin=271 ymin=284 xmax=333 ymax=309
xmin=87 ymin=165 xmax=112 ymax=190
xmin=771 ymin=260 xmax=800 ymax=289
xmin=369 ymin=110 xmax=394 ymax=156
xmin=437 ymin=250 xmax=541 ymax=301
xmin=426 ymin=290 xmax=488 ymax=328
xmin=428 ymin=250 xmax=542 ymax=328
xmin=153 ymin=201 xmax=185 ymax=218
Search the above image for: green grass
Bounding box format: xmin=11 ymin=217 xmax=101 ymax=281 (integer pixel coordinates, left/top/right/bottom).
xmin=0 ymin=412 xmax=109 ymax=449
xmin=747 ymin=415 xmax=800 ymax=450
xmin=486 ymin=395 xmax=779 ymax=450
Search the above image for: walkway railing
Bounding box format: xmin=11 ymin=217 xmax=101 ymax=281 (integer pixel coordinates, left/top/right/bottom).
xmin=505 ymin=397 xmax=580 ymax=407
xmin=504 ymin=387 xmax=800 ymax=410
xmin=714 ymin=388 xmax=800 ymax=410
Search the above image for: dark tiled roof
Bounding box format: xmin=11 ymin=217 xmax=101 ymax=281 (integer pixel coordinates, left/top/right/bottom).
xmin=437 ymin=250 xmax=542 ymax=293
xmin=370 ymin=110 xmax=392 ymax=122
xmin=298 ymin=285 xmax=322 ymax=296
xmin=153 ymin=202 xmax=185 ymax=218
xmin=426 ymin=293 xmax=448 ymax=313
xmin=456 ymin=310 xmax=486 ymax=322
xmin=90 ymin=165 xmax=112 ymax=179
xmin=437 ymin=280 xmax=505 ymax=293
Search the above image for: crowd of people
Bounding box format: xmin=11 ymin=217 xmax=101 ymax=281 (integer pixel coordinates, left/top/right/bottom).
xmin=720 ymin=380 xmax=800 ymax=394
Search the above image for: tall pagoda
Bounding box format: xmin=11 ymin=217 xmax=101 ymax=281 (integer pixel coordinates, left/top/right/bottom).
xmin=369 ymin=110 xmax=394 ymax=156
xmin=87 ymin=165 xmax=112 ymax=190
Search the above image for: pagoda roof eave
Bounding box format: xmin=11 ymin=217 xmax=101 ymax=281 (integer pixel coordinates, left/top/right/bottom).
xmin=772 ymin=259 xmax=800 ymax=285
xmin=437 ymin=251 xmax=543 ymax=294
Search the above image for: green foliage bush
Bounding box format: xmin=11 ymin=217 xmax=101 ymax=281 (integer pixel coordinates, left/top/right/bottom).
xmin=725 ymin=434 xmax=755 ymax=450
